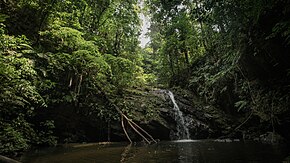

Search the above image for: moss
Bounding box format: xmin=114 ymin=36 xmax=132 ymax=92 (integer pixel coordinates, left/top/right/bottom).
xmin=115 ymin=87 xmax=165 ymax=124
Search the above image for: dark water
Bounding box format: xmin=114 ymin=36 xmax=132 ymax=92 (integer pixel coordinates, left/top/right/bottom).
xmin=21 ymin=140 xmax=289 ymax=163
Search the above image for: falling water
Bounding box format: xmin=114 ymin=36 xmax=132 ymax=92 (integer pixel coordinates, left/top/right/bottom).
xmin=167 ymin=91 xmax=190 ymax=140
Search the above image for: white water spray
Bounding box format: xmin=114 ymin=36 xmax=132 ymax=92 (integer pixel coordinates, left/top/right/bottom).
xmin=167 ymin=91 xmax=190 ymax=140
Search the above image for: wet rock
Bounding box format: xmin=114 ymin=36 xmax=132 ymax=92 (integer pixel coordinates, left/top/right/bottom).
xmin=185 ymin=115 xmax=212 ymax=139
xmin=214 ymin=139 xmax=233 ymax=142
xmin=259 ymin=132 xmax=285 ymax=144
xmin=168 ymin=88 xmax=234 ymax=139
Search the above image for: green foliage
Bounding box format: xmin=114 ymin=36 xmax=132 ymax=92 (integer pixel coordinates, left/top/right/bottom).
xmin=0 ymin=119 xmax=57 ymax=155
xmin=0 ymin=0 xmax=289 ymax=155
xmin=268 ymin=21 xmax=290 ymax=45
xmin=146 ymin=0 xmax=290 ymax=137
xmin=145 ymin=0 xmax=209 ymax=85
xmin=0 ymin=34 xmax=43 ymax=114
xmin=235 ymin=101 xmax=248 ymax=112
xmin=104 ymin=54 xmax=143 ymax=89
xmin=0 ymin=14 xmax=9 ymax=23
xmin=34 ymin=120 xmax=57 ymax=146
xmin=0 ymin=123 xmax=29 ymax=154
xmin=40 ymin=26 xmax=86 ymax=52
xmin=0 ymin=28 xmax=57 ymax=155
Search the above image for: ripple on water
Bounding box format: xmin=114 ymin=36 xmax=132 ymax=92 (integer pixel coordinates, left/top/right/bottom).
xmin=171 ymin=139 xmax=200 ymax=143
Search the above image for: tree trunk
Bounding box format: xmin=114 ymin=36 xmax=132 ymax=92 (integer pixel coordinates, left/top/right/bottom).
xmin=0 ymin=155 xmax=20 ymax=163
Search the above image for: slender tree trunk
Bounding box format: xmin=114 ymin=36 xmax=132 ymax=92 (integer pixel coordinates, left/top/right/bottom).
xmin=168 ymin=53 xmax=175 ymax=76
xmin=195 ymin=0 xmax=207 ymax=49
xmin=107 ymin=120 xmax=111 ymax=142
xmin=77 ymin=74 xmax=83 ymax=95
xmin=183 ymin=41 xmax=190 ymax=67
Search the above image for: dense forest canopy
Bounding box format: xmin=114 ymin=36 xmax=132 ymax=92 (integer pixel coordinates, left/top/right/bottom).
xmin=0 ymin=0 xmax=150 ymax=154
xmin=1 ymin=0 xmax=290 ymax=157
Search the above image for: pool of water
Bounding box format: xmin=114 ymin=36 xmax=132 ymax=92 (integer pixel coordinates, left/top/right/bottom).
xmin=21 ymin=140 xmax=289 ymax=163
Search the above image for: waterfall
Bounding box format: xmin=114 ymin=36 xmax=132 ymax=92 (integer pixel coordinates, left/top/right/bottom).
xmin=166 ymin=90 xmax=190 ymax=140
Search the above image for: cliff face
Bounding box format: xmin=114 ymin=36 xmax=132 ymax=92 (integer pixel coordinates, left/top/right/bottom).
xmin=39 ymin=84 xmax=289 ymax=143
xmin=108 ymin=88 xmax=239 ymax=141
xmin=43 ymin=88 xmax=235 ymax=143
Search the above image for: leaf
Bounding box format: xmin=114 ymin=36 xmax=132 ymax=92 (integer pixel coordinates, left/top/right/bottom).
xmin=20 ymin=44 xmax=33 ymax=49
xmin=21 ymin=50 xmax=35 ymax=54
xmin=0 ymin=14 xmax=9 ymax=23
xmin=234 ymin=100 xmax=248 ymax=112
xmin=63 ymin=95 xmax=73 ymax=102
xmin=220 ymin=86 xmax=227 ymax=93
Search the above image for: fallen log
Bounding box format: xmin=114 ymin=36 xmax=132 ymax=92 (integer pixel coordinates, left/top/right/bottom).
xmin=0 ymin=155 xmax=21 ymax=163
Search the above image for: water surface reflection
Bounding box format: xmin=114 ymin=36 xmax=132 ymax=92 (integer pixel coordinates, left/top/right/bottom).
xmin=21 ymin=140 xmax=289 ymax=163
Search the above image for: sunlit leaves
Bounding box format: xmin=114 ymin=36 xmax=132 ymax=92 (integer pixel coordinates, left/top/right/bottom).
xmin=105 ymin=54 xmax=141 ymax=88
xmin=72 ymin=50 xmax=111 ymax=81
xmin=0 ymin=32 xmax=50 ymax=154
xmin=0 ymin=42 xmax=44 ymax=113
xmin=1 ymin=0 xmax=159 ymax=154
xmin=40 ymin=26 xmax=85 ymax=52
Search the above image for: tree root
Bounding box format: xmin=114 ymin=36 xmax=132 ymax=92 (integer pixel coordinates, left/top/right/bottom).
xmin=234 ymin=111 xmax=253 ymax=131
xmin=121 ymin=115 xmax=132 ymax=144
xmin=117 ymin=106 xmax=156 ymax=144
xmin=95 ymin=85 xmax=157 ymax=144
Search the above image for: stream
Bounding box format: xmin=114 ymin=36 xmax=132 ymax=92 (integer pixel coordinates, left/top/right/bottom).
xmin=21 ymin=140 xmax=289 ymax=163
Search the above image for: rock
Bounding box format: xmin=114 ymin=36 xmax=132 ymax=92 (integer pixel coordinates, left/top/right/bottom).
xmin=167 ymin=88 xmax=234 ymax=139
xmin=214 ymin=139 xmax=233 ymax=142
xmin=259 ymin=132 xmax=285 ymax=144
